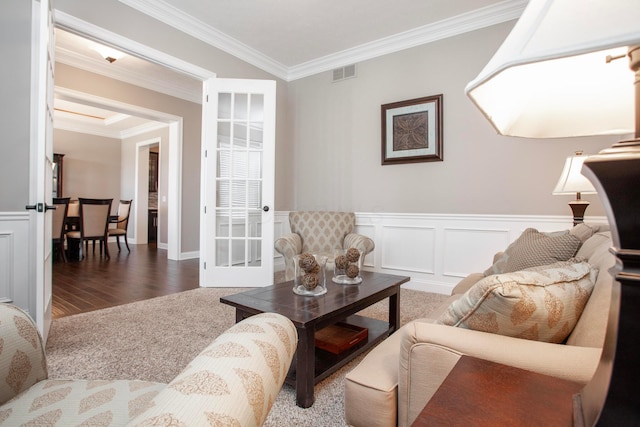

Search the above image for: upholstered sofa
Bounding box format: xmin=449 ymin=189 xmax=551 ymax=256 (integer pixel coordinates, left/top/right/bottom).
xmin=344 ymin=224 xmax=615 ymax=427
xmin=0 ymin=306 xmax=297 ymax=426
xmin=275 ymin=211 xmax=375 ymax=282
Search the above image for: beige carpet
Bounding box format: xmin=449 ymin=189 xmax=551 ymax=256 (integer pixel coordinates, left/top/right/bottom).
xmin=45 ymin=286 xmax=449 ymax=427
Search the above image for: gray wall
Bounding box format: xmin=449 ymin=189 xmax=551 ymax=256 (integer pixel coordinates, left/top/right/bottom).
xmin=0 ymin=1 xmax=33 ymax=211
xmin=287 ymin=21 xmax=619 ymax=216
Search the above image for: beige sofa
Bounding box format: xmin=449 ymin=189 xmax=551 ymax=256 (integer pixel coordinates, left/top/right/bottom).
xmin=0 ymin=305 xmax=297 ymax=426
xmin=345 ymin=224 xmax=615 ymax=427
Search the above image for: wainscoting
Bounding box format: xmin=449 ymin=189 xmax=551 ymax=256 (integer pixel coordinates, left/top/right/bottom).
xmin=274 ymin=212 xmax=608 ymax=295
xmin=0 ymin=211 xmax=609 ymax=316
xmin=0 ymin=213 xmax=31 ymax=312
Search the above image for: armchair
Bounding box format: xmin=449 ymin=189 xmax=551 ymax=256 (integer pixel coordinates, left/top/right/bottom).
xmin=274 ymin=211 xmax=375 ymax=282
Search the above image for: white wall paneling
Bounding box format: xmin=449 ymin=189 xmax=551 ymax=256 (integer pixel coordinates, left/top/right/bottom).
xmin=0 ymin=213 xmax=30 ymax=311
xmin=274 ymin=211 xmax=608 ymax=295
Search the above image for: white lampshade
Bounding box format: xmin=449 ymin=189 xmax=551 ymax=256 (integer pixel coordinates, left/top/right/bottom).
xmin=465 ymin=0 xmax=640 ymax=138
xmin=552 ymin=152 xmax=596 ymax=196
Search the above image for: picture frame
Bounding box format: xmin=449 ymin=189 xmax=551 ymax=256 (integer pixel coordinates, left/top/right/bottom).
xmin=381 ymin=94 xmax=443 ymax=165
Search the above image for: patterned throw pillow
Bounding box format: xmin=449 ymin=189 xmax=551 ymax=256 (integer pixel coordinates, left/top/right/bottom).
xmin=437 ymin=260 xmax=598 ymax=343
xmin=484 ymin=228 xmax=581 ymax=276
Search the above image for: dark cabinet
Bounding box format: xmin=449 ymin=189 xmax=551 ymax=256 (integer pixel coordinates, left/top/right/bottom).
xmin=148 ymin=209 xmax=158 ymax=243
xmin=53 ymin=153 xmax=64 ymax=197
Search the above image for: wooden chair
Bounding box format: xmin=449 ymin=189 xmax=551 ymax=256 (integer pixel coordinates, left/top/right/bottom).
xmin=66 ymin=198 xmax=113 ymax=259
xmin=51 ymin=197 xmax=70 ymax=262
xmin=108 ymin=199 xmax=132 ymax=252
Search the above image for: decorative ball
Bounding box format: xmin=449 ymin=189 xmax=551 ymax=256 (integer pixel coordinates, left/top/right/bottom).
xmin=302 ymin=273 xmax=319 ymax=289
xmin=346 ymin=248 xmax=360 ymax=263
xmin=306 ymin=263 xmax=321 ymax=275
xmin=346 ymin=264 xmax=360 ymax=278
xmin=335 ymin=255 xmax=349 ymax=270
xmin=299 ymin=253 xmax=317 ymax=272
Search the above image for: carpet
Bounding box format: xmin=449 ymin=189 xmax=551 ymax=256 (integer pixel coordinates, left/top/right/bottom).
xmin=45 ymin=286 xmax=449 ymax=427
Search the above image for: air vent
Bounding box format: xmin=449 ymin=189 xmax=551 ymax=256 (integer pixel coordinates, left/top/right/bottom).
xmin=332 ymin=64 xmax=357 ymax=82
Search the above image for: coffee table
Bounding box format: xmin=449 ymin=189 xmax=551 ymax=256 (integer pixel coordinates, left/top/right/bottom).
xmin=220 ymin=271 xmax=409 ymax=408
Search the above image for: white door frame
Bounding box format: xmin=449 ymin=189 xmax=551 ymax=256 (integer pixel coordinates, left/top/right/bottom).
xmin=135 ymin=138 xmax=159 ymax=247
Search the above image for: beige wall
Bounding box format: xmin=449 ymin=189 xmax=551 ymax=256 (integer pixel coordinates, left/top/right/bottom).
xmin=53 ymin=129 xmax=121 ymax=213
xmin=287 ymin=22 xmax=619 ymax=216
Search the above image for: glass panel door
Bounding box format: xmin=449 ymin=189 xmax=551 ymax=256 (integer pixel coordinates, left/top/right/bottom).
xmin=201 ymin=78 xmax=275 ymax=287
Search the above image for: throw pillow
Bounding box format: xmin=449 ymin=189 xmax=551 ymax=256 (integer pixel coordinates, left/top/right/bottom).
xmin=484 ymin=228 xmax=581 ymax=276
xmin=437 ymin=260 xmax=598 ymax=343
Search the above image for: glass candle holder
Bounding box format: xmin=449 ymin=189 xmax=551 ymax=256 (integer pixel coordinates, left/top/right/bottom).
xmin=332 ymin=248 xmax=363 ymax=285
xmin=293 ymin=253 xmax=327 ymax=296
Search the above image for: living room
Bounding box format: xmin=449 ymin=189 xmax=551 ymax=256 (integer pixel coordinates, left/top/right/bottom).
xmin=3 ymin=0 xmax=640 ymax=425
xmin=45 ymin=0 xmax=619 ymax=294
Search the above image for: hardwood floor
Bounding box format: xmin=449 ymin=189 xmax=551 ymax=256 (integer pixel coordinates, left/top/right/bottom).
xmin=52 ymin=243 xmax=200 ymax=319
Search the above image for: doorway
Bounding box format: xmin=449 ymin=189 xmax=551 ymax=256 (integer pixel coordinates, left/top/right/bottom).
xmin=54 ymin=88 xmax=184 ymax=259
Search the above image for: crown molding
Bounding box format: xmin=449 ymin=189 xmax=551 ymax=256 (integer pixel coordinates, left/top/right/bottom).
xmin=118 ymin=0 xmax=290 ymax=80
xmin=118 ymin=0 xmax=526 ymax=82
xmin=287 ymin=0 xmax=527 ymax=80
xmin=54 ymin=115 xmax=168 ymax=140
xmin=54 ymin=87 xmax=179 ymax=139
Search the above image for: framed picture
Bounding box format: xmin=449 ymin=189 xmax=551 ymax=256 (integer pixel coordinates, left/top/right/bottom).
xmin=381 ymin=94 xmax=443 ymax=165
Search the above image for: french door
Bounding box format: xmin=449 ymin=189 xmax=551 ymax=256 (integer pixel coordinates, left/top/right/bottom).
xmin=200 ymin=78 xmax=276 ymax=287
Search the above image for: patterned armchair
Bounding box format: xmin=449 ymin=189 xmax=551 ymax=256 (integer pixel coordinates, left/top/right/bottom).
xmin=0 ymin=304 xmax=297 ymax=426
xmin=274 ymin=211 xmax=375 ymax=282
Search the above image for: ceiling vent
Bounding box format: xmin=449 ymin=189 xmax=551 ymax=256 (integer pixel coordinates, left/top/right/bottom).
xmin=332 ymin=64 xmax=357 ymax=82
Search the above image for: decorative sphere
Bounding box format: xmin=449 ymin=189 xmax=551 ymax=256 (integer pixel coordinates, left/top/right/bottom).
xmin=346 ymin=248 xmax=360 ymax=263
xmin=299 ymin=253 xmax=317 ymax=272
xmin=302 ymin=273 xmax=319 ymax=289
xmin=346 ymin=264 xmax=360 ymax=278
xmin=335 ymin=255 xmax=349 ymax=270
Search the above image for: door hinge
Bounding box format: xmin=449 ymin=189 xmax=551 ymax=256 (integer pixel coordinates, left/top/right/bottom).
xmin=204 ymin=206 xmax=207 ymax=214
xmin=204 ymin=262 xmax=206 ymax=269
xmin=206 ymin=95 xmax=209 ymax=102
xmin=205 ymin=150 xmax=207 ymax=158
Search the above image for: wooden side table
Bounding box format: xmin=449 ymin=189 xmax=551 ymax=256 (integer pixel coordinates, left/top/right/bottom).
xmin=412 ymin=355 xmax=582 ymax=427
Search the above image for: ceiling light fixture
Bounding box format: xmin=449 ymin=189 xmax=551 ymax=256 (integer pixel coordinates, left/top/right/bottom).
xmin=93 ymin=45 xmax=124 ymax=64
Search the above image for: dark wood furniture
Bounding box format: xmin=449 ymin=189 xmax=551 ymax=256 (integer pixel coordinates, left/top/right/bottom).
xmin=52 ymin=197 xmax=70 ymax=262
xmin=108 ymin=200 xmax=133 ymax=252
xmin=66 ymin=198 xmax=113 ymax=260
xmin=220 ymin=271 xmax=409 ymax=408
xmin=412 ymin=355 xmax=582 ymax=427
xmin=53 ymin=153 xmax=64 ymax=198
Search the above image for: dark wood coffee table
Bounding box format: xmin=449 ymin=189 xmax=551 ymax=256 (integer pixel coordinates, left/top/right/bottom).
xmin=220 ymin=270 xmax=409 ymax=408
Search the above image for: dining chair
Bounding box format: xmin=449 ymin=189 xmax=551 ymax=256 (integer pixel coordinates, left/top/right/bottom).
xmin=108 ymin=199 xmax=132 ymax=252
xmin=66 ymin=198 xmax=113 ymax=259
xmin=51 ymin=197 xmax=70 ymax=262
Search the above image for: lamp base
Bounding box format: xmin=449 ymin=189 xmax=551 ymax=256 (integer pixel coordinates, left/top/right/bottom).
xmin=577 ymin=138 xmax=640 ymax=426
xmin=568 ymin=200 xmax=589 ymax=226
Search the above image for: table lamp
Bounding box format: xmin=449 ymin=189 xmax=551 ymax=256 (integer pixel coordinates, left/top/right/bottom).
xmin=552 ymin=151 xmax=597 ymax=226
xmin=465 ymin=0 xmax=640 ymax=425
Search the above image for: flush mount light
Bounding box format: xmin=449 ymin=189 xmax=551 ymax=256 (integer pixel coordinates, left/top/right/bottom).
xmin=93 ymin=44 xmax=124 ymax=63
